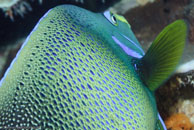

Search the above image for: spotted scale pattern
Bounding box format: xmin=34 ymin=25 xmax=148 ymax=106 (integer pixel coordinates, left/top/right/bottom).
xmin=0 ymin=5 xmax=156 ymax=130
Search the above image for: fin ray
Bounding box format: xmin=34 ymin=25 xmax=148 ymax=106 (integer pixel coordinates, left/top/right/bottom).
xmin=140 ymin=20 xmax=187 ymax=91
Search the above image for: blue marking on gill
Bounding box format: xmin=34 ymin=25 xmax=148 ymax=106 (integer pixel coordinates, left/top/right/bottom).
xmin=112 ymin=36 xmax=143 ymax=59
xmin=121 ymin=34 xmax=145 ymax=55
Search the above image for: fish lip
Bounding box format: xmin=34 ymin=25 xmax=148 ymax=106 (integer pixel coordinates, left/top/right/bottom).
xmin=112 ymin=33 xmax=144 ymax=59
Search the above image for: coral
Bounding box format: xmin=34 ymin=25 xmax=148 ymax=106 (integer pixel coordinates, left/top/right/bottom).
xmin=176 ymin=60 xmax=194 ymax=73
xmin=165 ymin=113 xmax=194 ymax=130
xmin=136 ymin=0 xmax=155 ymax=6
xmin=123 ymin=0 xmax=194 ymax=51
xmin=0 ymin=0 xmax=20 ymax=8
xmin=110 ymin=0 xmax=156 ymax=15
xmin=0 ymin=38 xmax=23 ymax=79
xmin=175 ymin=99 xmax=194 ymax=124
xmin=0 ymin=0 xmax=42 ymax=21
xmin=155 ymin=70 xmax=194 ymax=119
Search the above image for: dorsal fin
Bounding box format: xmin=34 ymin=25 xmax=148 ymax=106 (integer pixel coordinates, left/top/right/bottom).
xmin=140 ymin=20 xmax=187 ymax=91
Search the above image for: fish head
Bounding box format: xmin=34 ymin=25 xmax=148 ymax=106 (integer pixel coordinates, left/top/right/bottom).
xmin=59 ymin=5 xmax=144 ymax=59
xmin=102 ymin=10 xmax=145 ymax=59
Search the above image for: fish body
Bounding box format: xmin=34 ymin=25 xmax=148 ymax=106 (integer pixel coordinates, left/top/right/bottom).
xmin=0 ymin=5 xmax=187 ymax=130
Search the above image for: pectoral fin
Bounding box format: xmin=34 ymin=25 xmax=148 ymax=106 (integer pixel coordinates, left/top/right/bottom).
xmin=140 ymin=20 xmax=187 ymax=91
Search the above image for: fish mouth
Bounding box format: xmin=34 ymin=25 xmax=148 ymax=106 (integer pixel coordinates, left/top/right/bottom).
xmin=112 ymin=32 xmax=144 ymax=59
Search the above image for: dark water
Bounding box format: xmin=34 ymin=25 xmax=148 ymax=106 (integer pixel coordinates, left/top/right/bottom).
xmin=0 ymin=0 xmax=119 ymax=47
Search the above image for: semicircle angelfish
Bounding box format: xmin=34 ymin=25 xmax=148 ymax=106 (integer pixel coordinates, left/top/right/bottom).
xmin=0 ymin=5 xmax=187 ymax=130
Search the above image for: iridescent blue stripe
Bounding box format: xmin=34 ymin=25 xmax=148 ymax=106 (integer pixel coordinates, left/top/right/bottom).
xmin=158 ymin=113 xmax=167 ymax=130
xmin=121 ymin=34 xmax=145 ymax=55
xmin=112 ymin=36 xmax=143 ymax=59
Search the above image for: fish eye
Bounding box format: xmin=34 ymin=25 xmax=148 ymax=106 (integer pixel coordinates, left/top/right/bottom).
xmin=103 ymin=10 xmax=118 ymax=26
xmin=111 ymin=14 xmax=117 ymax=25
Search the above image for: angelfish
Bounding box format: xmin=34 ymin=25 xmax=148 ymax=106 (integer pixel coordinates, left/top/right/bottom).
xmin=0 ymin=5 xmax=187 ymax=130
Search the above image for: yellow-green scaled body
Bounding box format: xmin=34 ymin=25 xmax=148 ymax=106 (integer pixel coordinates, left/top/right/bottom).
xmin=0 ymin=5 xmax=187 ymax=130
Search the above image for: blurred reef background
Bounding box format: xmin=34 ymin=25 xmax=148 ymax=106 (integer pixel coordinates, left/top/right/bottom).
xmin=0 ymin=0 xmax=194 ymax=129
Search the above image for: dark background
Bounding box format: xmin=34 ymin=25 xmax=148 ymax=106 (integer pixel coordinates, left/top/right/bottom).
xmin=0 ymin=0 xmax=119 ymax=46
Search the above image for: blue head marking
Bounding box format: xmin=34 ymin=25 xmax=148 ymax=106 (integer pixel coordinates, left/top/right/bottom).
xmin=103 ymin=10 xmax=144 ymax=59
